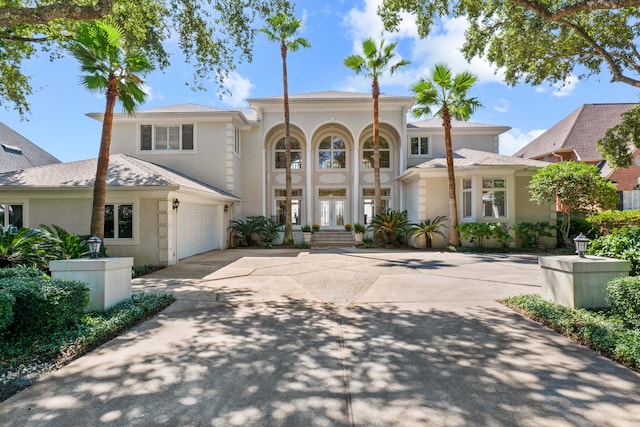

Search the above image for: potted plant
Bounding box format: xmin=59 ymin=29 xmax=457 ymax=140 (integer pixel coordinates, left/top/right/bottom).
xmin=312 ymin=223 xmax=320 ymax=232
xmin=301 ymin=224 xmax=313 ymax=243
xmin=353 ymin=223 xmax=366 ymax=242
xmin=344 ymin=224 xmax=352 ymax=231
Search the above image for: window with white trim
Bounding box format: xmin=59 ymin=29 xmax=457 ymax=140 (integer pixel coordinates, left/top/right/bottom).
xmin=0 ymin=204 xmax=23 ymax=228
xmin=362 ymin=188 xmax=390 ymax=224
xmin=234 ymin=128 xmax=241 ymax=155
xmin=140 ymin=124 xmax=194 ymax=151
xmin=275 ymin=138 xmax=302 ymax=169
xmin=482 ymin=178 xmax=506 ymax=218
xmin=274 ymin=189 xmax=303 ymax=225
xmin=410 ymin=137 xmax=429 ymax=156
xmin=362 ymin=137 xmax=390 ymax=168
xmin=104 ymin=204 xmax=133 ymax=239
xmin=462 ymin=178 xmax=472 ymax=218
xmin=318 ymin=136 xmax=346 ymax=169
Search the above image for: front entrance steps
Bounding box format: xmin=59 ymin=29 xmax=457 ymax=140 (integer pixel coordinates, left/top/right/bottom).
xmin=311 ymin=230 xmax=360 ymax=248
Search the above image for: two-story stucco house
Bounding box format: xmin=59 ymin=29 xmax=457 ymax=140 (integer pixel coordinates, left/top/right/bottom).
xmin=0 ymin=91 xmax=554 ymax=265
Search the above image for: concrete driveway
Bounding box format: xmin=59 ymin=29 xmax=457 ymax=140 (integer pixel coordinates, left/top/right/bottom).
xmin=1 ymin=248 xmax=640 ymax=426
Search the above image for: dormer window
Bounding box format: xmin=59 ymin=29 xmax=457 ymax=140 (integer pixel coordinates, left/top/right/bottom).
xmin=140 ymin=124 xmax=194 ymax=151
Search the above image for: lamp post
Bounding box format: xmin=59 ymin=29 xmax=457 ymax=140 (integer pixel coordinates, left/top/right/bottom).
xmin=87 ymin=235 xmax=102 ymax=259
xmin=574 ymin=232 xmax=590 ymax=258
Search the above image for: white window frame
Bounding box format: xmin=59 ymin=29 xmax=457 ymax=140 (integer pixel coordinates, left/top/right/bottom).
xmin=103 ymin=201 xmax=138 ymax=244
xmin=275 ymin=137 xmax=303 ymax=170
xmin=462 ymin=178 xmax=473 ymax=219
xmin=273 ymin=188 xmax=304 ymax=226
xmin=0 ymin=202 xmax=25 ymax=228
xmin=234 ymin=128 xmax=241 ymax=157
xmin=318 ymin=136 xmax=347 ymax=170
xmin=409 ymin=136 xmax=430 ymax=157
xmin=482 ymin=178 xmax=507 ymax=219
xmin=139 ymin=124 xmax=196 ymax=152
xmin=362 ymin=137 xmax=391 ymax=169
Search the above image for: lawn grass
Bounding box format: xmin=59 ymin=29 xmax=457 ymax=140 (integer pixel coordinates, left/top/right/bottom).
xmin=0 ymin=292 xmax=175 ymax=400
xmin=501 ymin=294 xmax=640 ymax=372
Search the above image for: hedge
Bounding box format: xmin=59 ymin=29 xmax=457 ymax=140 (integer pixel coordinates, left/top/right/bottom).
xmin=588 ymin=209 xmax=640 ymax=235
xmin=607 ymin=276 xmax=640 ymax=327
xmin=0 ymin=289 xmax=15 ymax=333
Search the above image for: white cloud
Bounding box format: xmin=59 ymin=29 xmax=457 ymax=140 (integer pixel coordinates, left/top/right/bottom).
xmin=500 ymin=128 xmax=546 ymax=155
xmin=553 ymin=75 xmax=579 ymax=97
xmin=341 ymin=0 xmax=504 ymax=91
xmin=493 ymin=98 xmax=509 ymax=113
xmin=219 ymin=72 xmax=254 ymax=108
xmin=141 ymin=84 xmax=154 ymax=102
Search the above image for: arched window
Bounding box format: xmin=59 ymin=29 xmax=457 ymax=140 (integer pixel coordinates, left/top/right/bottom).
xmin=275 ymin=138 xmax=302 ymax=169
xmin=318 ymin=136 xmax=346 ymax=169
xmin=362 ymin=137 xmax=390 ymax=168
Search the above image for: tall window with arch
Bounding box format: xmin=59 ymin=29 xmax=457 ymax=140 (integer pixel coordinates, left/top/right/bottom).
xmin=275 ymin=137 xmax=302 ymax=169
xmin=362 ymin=137 xmax=390 ymax=168
xmin=318 ymin=136 xmax=346 ymax=169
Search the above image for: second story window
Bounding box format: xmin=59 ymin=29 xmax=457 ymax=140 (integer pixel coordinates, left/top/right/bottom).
xmin=319 ymin=136 xmax=346 ymax=169
xmin=140 ymin=124 xmax=194 ymax=151
xmin=362 ymin=137 xmax=390 ymax=168
xmin=410 ymin=137 xmax=429 ymax=156
xmin=275 ymin=138 xmax=302 ymax=169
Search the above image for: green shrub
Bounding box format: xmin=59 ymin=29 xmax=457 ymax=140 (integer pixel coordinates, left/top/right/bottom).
xmin=132 ymin=264 xmax=165 ymax=278
xmin=607 ymin=277 xmax=640 ymax=327
xmin=587 ymin=210 xmax=640 ymax=235
xmin=353 ymin=223 xmax=366 ymax=233
xmin=40 ymin=224 xmax=89 ymax=259
xmin=230 ymin=216 xmax=278 ymax=246
xmin=411 ymin=216 xmax=447 ymax=249
xmin=587 ymin=226 xmax=640 ymax=276
xmin=1 ymin=277 xmax=89 ymax=335
xmin=0 ymin=266 xmax=48 ymax=280
xmin=512 ymin=222 xmax=553 ymax=249
xmin=0 ymin=289 xmax=15 ymax=333
xmin=0 ymin=226 xmax=60 ymax=270
xmin=455 ymin=222 xmax=496 ymax=248
xmin=556 ymin=216 xmax=596 ymax=248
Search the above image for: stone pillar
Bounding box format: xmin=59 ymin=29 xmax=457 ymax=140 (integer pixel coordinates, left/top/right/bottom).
xmin=539 ymin=255 xmax=630 ymax=309
xmin=50 ymin=258 xmax=134 ymax=312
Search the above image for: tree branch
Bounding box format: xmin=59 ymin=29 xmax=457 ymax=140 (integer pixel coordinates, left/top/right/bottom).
xmin=0 ymin=0 xmax=112 ymax=27
xmin=511 ymin=0 xmax=640 ymax=21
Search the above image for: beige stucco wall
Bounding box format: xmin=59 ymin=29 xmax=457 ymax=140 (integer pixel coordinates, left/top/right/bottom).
xmin=406 ymin=132 xmax=500 ymax=168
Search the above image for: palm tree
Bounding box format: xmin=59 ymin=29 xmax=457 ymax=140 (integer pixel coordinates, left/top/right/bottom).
xmin=412 ymin=216 xmax=447 ymax=249
xmin=261 ymin=11 xmax=310 ymax=245
xmin=411 ymin=64 xmax=482 ymax=246
xmin=344 ymin=38 xmax=409 ymax=217
xmin=68 ymin=20 xmax=152 ymax=238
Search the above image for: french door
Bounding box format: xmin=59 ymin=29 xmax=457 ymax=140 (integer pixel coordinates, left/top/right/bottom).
xmin=318 ymin=199 xmax=346 ymax=229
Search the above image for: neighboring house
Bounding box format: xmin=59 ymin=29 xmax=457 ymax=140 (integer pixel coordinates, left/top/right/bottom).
xmin=0 ymin=91 xmax=555 ymax=263
xmin=0 ymin=121 xmax=61 ymax=231
xmin=0 ymin=121 xmax=60 ymax=173
xmin=514 ymin=103 xmax=640 ymax=191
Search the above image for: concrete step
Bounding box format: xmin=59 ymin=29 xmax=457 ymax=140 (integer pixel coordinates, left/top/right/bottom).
xmin=311 ymin=231 xmax=361 ymax=247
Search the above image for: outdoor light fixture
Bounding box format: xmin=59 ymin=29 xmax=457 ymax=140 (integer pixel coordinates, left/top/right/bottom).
xmin=172 ymin=198 xmax=180 ymax=210
xmin=574 ymin=232 xmax=590 ymax=258
xmin=87 ymin=235 xmax=102 ymax=259
xmin=224 ymin=204 xmax=229 ymax=213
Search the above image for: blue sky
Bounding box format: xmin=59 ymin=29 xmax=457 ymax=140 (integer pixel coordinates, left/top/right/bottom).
xmin=2 ymin=0 xmax=638 ymax=163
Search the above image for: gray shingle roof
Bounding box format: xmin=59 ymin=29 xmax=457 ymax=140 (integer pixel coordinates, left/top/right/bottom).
xmin=0 ymin=153 xmax=239 ymax=199
xmin=413 ymin=148 xmax=549 ymax=169
xmin=0 ymin=121 xmax=60 ymax=173
xmin=513 ymin=103 xmax=637 ymax=160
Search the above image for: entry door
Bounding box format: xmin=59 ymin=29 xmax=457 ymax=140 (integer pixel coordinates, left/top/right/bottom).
xmin=319 ymin=199 xmax=346 ymax=229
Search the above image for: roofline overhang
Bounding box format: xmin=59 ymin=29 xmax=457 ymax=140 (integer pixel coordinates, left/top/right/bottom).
xmin=86 ymin=110 xmax=258 ymax=125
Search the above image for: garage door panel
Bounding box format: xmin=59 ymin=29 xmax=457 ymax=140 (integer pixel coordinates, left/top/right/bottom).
xmin=177 ymin=203 xmax=218 ymax=259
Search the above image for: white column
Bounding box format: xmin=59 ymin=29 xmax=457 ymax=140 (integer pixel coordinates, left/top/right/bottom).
xmin=306 ymin=146 xmax=313 ymax=225
xmin=353 ymin=140 xmax=360 ymax=225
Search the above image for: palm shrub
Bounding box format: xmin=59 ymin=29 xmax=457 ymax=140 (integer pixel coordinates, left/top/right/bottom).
xmin=0 ymin=226 xmax=60 ymax=270
xmin=40 ymin=224 xmax=89 ymax=259
xmin=411 ymin=216 xmax=447 ymax=248
xmin=230 ymin=216 xmax=280 ymax=247
xmin=587 ymin=226 xmax=640 ymax=276
xmin=371 ymin=209 xmax=411 ymax=246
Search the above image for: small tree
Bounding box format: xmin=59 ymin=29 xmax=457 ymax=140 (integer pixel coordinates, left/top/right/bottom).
xmin=528 ymin=161 xmax=619 ymax=246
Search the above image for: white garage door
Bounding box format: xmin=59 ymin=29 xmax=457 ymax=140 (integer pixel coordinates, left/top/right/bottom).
xmin=177 ymin=203 xmax=218 ymax=259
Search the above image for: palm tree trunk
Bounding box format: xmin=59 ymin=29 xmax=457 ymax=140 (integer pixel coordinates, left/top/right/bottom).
xmin=372 ymin=78 xmax=382 ymax=216
xmin=442 ymin=106 xmax=460 ymax=246
xmin=90 ymin=77 xmax=118 ymax=238
xmin=281 ymin=41 xmax=293 ymax=244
